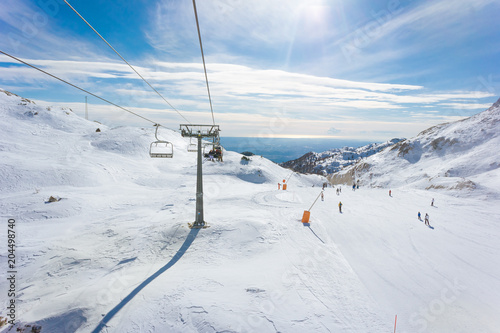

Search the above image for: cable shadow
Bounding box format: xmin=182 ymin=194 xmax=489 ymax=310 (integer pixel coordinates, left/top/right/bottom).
xmin=306 ymin=225 xmax=325 ymax=244
xmin=91 ymin=227 xmax=201 ymax=333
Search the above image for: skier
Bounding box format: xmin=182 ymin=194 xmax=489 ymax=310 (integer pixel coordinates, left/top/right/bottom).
xmin=215 ymin=148 xmax=223 ymax=162
xmin=389 ymin=190 xmax=392 ymax=197
xmin=431 ymin=198 xmax=434 ymax=206
xmin=321 ymin=192 xmax=324 ymax=201
xmin=352 ymin=184 xmax=356 ymax=191
xmin=278 ymin=183 xmax=281 ymax=190
xmin=338 ymin=201 xmax=343 ymax=213
xmin=424 ymin=213 xmax=429 ymax=226
xmin=418 ymin=211 xmax=421 ymax=220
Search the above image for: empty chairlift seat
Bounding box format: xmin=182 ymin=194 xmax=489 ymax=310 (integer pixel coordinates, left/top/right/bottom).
xmin=187 ymin=142 xmax=198 ymax=152
xmin=149 ymin=124 xmax=174 ymax=158
xmin=150 ymin=141 xmax=173 ymax=158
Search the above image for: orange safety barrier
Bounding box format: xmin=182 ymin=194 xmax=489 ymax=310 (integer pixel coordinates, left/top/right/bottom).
xmin=301 ymin=210 xmax=310 ymax=223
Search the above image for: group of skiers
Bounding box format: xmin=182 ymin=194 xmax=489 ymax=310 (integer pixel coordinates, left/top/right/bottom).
xmin=281 ymin=178 xmax=436 ymax=224
xmin=418 ymin=211 xmax=430 ymax=226
xmin=417 ymin=198 xmax=435 ymax=227
xmin=321 ymin=183 xmax=343 ymax=212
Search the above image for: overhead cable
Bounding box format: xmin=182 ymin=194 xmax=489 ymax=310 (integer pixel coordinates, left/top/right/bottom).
xmin=0 ymin=50 xmax=159 ymax=125
xmin=63 ymin=0 xmax=192 ymax=125
xmin=192 ymin=0 xmax=216 ymax=125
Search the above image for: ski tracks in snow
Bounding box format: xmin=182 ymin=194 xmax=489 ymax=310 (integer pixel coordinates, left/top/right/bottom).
xmin=259 ymin=188 xmax=389 ymax=332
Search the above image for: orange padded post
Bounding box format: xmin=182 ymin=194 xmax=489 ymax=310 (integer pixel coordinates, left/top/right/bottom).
xmin=302 ymin=211 xmax=310 ymax=223
xmin=283 ymin=184 xmax=287 ymax=190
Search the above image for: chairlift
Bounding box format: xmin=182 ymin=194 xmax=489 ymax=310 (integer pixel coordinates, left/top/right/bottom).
xmin=204 ymin=143 xmax=223 ymax=162
xmin=187 ymin=137 xmax=198 ymax=152
xmin=213 ymin=135 xmax=224 ymax=161
xmin=149 ymin=124 xmax=173 ymax=158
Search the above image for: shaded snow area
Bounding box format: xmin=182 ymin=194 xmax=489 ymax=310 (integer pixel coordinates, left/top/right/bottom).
xmin=1 ymin=88 xmax=500 ymax=333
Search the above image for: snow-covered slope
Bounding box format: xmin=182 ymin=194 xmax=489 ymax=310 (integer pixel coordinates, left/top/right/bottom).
xmin=330 ymin=98 xmax=500 ymax=197
xmin=1 ymin=89 xmax=500 ymax=333
xmin=280 ymin=139 xmax=403 ymax=175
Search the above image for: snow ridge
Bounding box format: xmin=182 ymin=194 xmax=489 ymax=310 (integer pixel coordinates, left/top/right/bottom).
xmin=330 ymin=97 xmax=500 ymax=195
xmin=280 ymin=138 xmax=404 ymax=175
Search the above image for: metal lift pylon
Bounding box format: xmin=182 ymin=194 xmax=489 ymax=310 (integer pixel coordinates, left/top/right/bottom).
xmin=180 ymin=124 xmax=220 ymax=229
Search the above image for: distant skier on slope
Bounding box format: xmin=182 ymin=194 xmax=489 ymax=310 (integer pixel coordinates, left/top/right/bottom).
xmin=424 ymin=213 xmax=430 ymax=226
xmin=278 ymin=183 xmax=281 ymax=190
xmin=418 ymin=212 xmax=421 ymax=221
xmin=431 ymin=198 xmax=434 ymax=206
xmin=338 ymin=201 xmax=343 ymax=213
xmin=321 ymin=192 xmax=324 ymax=201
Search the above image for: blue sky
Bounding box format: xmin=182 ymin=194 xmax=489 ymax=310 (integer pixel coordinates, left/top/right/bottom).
xmin=1 ymin=0 xmax=499 ymax=140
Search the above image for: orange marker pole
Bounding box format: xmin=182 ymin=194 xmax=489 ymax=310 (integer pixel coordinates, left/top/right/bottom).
xmin=302 ymin=191 xmax=324 ymax=224
xmin=394 ymin=315 xmax=397 ymax=333
xmin=301 ymin=211 xmax=310 ymax=223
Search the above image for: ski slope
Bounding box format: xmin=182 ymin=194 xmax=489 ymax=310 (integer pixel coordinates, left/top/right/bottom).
xmin=1 ymin=89 xmax=500 ymax=333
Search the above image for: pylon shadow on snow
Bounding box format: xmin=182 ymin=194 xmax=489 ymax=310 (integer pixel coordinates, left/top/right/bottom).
xmin=305 ymin=225 xmax=325 ymax=244
xmin=91 ymin=227 xmax=201 ymax=333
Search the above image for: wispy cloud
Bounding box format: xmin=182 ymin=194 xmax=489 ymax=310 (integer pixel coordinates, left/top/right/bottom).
xmin=0 ymin=0 xmax=104 ymax=60
xmin=1 ymin=0 xmax=498 ymax=141
xmin=146 ymin=1 xmax=294 ymax=47
xmin=2 ymin=53 xmax=493 ymax=140
xmin=337 ymin=0 xmax=499 ymax=55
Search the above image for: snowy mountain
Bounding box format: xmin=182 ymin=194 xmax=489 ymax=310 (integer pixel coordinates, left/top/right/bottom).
xmin=280 ymin=139 xmax=404 ymax=175
xmin=1 ymin=89 xmax=500 ymax=333
xmin=329 ymin=97 xmax=500 ymax=196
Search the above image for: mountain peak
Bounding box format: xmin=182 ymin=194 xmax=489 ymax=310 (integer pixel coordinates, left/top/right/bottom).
xmin=329 ymin=98 xmax=500 ymax=195
xmin=280 ymin=138 xmax=404 ymax=175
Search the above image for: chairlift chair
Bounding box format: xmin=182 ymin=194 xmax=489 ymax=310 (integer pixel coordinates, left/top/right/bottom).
xmin=149 ymin=124 xmax=173 ymax=158
xmin=187 ymin=138 xmax=198 ymax=152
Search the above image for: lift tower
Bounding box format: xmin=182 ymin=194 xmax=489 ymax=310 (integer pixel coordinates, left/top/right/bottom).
xmin=180 ymin=124 xmax=220 ymax=228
